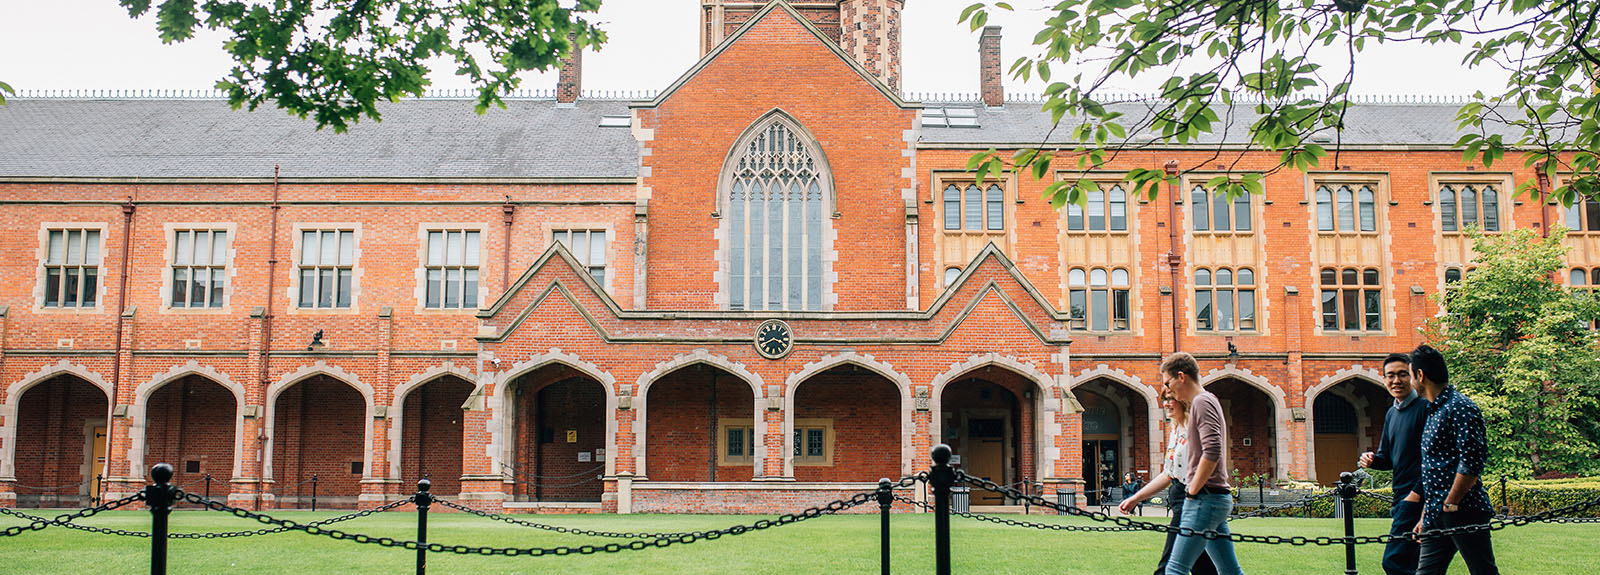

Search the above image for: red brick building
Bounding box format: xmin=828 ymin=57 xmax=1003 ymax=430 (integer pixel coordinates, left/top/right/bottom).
xmin=0 ymin=1 xmax=1557 ymax=512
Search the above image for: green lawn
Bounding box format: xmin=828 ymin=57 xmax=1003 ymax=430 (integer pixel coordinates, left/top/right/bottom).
xmin=2 ymin=508 xmax=1594 ymax=574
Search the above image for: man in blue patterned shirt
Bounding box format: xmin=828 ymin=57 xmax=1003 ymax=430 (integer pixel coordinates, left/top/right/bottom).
xmin=1409 ymin=344 xmax=1498 ymax=575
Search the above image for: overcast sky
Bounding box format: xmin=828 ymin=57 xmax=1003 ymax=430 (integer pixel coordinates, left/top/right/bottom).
xmin=1 ymin=0 xmax=1505 ymax=99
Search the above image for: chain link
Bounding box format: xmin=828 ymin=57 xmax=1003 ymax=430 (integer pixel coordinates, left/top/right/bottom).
xmin=167 ymin=495 xmax=418 ymax=539
xmin=892 ymin=495 xmax=1141 ymax=533
xmin=1230 ymin=491 xmax=1339 ymax=519
xmin=0 ymin=492 xmax=147 ymax=538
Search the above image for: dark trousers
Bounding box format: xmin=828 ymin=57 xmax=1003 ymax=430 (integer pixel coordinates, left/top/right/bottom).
xmin=1416 ymin=509 xmax=1499 ymax=575
xmin=1381 ymin=499 xmax=1421 ymax=575
xmin=1157 ymin=482 xmax=1217 ymax=575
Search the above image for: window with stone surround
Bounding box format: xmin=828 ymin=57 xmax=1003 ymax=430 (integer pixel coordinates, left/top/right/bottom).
xmin=1067 ymin=267 xmax=1130 ymax=331
xmin=1190 ymin=185 xmax=1251 ymax=233
xmin=552 ymin=229 xmax=606 ymax=287
xmin=791 ymin=418 xmax=834 ymax=466
xmin=717 ymin=418 xmax=756 ymax=466
xmin=1565 ymin=197 xmax=1600 ymax=232
xmin=1320 ymin=267 xmax=1383 ymax=332
xmin=1195 ymin=267 xmax=1256 ymax=332
xmin=1065 ymin=183 xmax=1128 ymax=232
xmin=41 ymin=227 xmax=102 ymax=308
xmin=1315 ymin=184 xmax=1378 ymax=233
xmin=424 ymin=229 xmax=481 ymax=309
xmin=297 ymin=229 xmax=355 ymax=309
xmin=170 ymin=229 xmax=228 ymax=308
xmin=943 ymin=182 xmax=1005 ymax=231
xmin=1439 ymin=184 xmax=1500 ymax=233
xmin=725 ymin=119 xmax=829 ymax=311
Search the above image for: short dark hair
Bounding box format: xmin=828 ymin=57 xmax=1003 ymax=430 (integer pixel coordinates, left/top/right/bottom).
xmin=1161 ymin=352 xmax=1199 ymax=382
xmin=1382 ymin=352 xmax=1411 ymax=370
xmin=1410 ymin=345 xmax=1448 ymax=385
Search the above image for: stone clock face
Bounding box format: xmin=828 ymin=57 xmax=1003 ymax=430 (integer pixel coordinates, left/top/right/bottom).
xmin=754 ymin=319 xmax=793 ymax=359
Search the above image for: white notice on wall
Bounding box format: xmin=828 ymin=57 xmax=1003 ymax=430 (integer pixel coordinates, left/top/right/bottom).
xmin=950 ymin=455 xmax=962 ymax=465
xmin=578 ymin=451 xmax=593 ymax=462
xmin=595 ymin=448 xmax=606 ymax=462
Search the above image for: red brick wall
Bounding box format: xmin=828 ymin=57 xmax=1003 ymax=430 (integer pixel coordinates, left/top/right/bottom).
xmin=644 ymin=366 xmax=756 ymax=482
xmin=1208 ymin=379 xmax=1275 ymax=481
xmin=398 ymin=376 xmax=473 ymax=496
xmin=511 ymin=376 xmax=606 ymax=501
xmin=793 ymin=367 xmax=900 ymax=482
xmin=13 ymin=376 xmax=107 ymax=506
xmin=271 ymin=376 xmax=366 ymax=507
xmin=144 ymin=375 xmax=236 ymax=489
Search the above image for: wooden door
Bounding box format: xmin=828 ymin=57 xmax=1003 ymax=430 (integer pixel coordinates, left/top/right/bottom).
xmin=1314 ymin=434 xmax=1359 ymax=486
xmin=89 ymin=425 xmax=107 ymax=503
xmin=965 ymin=418 xmax=1005 ymax=504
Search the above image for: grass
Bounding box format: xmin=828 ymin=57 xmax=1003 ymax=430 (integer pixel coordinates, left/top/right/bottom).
xmin=2 ymin=508 xmax=1596 ymax=574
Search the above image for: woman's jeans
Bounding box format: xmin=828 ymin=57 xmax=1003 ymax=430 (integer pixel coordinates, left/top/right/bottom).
xmin=1163 ymin=493 xmax=1245 ymax=575
xmin=1157 ymin=482 xmax=1216 ymax=575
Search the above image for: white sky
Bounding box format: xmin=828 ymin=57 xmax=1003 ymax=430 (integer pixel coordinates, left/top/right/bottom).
xmin=0 ymin=0 xmax=1505 ymax=98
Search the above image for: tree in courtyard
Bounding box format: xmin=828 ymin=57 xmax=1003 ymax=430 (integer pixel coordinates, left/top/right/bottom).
xmin=960 ymin=0 xmax=1600 ymax=209
xmin=1423 ymin=227 xmax=1600 ymax=478
xmin=7 ymin=0 xmax=608 ymax=131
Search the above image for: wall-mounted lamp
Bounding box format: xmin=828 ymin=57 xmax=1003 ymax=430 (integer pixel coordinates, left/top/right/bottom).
xmin=307 ymin=330 xmax=325 ymax=352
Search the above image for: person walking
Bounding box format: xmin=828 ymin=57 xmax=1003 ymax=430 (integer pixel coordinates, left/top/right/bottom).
xmin=1121 ymin=473 xmax=1146 ymax=515
xmin=1410 ymin=344 xmax=1499 ymax=575
xmin=1358 ymin=352 xmax=1427 ymax=575
xmin=1160 ymin=352 xmax=1245 ymax=575
xmin=1121 ymin=388 xmax=1217 ymax=575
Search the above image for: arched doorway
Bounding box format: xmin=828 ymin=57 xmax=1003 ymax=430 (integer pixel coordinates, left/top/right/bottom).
xmin=1205 ymin=378 xmax=1278 ymax=482
xmin=790 ymin=365 xmax=901 ymax=482
xmin=505 ymin=366 xmax=607 ymax=502
xmin=1073 ymin=378 xmax=1152 ymax=506
xmin=398 ymin=375 xmax=474 ymax=496
xmin=12 ymin=374 xmax=109 ymax=507
xmin=1310 ymin=379 xmax=1389 ymax=485
xmin=643 ymin=364 xmax=756 ymax=482
xmin=270 ymin=375 xmax=367 ymax=509
xmin=940 ymin=370 xmax=1038 ymax=505
xmin=144 ymin=375 xmax=238 ymax=495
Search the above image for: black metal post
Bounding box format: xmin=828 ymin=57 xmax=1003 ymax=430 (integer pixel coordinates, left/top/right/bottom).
xmin=930 ymin=444 xmax=956 ymax=575
xmin=1338 ymin=471 xmax=1359 ymax=575
xmin=203 ymin=474 xmax=212 ymax=502
xmin=416 ymin=478 xmax=433 ymax=575
xmin=95 ymin=473 xmax=104 ymax=505
xmin=145 ymin=463 xmax=178 ymax=575
xmin=876 ymin=478 xmax=893 ymax=575
xmin=1499 ymin=475 xmax=1508 ymax=515
xmin=310 ymin=473 xmax=318 ymax=512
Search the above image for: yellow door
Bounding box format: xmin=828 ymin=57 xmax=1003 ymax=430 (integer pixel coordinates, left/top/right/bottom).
xmin=965 ymin=418 xmax=1006 ymax=505
xmin=90 ymin=426 xmax=107 ymax=503
xmin=1314 ymin=434 xmax=1358 ymax=486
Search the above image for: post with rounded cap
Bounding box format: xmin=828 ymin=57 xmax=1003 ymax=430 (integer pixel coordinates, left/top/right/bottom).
xmin=145 ymin=463 xmax=179 ymax=575
xmin=415 ymin=478 xmax=433 ymax=575
xmin=930 ymin=444 xmax=956 ymax=575
xmin=876 ymin=477 xmax=894 ymax=575
xmin=1337 ymin=471 xmax=1359 ymax=575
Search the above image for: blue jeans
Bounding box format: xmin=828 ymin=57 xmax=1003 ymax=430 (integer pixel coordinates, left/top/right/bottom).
xmin=1164 ymin=493 xmax=1245 ymax=575
xmin=1381 ymin=499 xmax=1422 ymax=575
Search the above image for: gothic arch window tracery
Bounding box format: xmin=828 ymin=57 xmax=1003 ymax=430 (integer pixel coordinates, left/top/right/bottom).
xmin=722 ymin=115 xmax=833 ymax=311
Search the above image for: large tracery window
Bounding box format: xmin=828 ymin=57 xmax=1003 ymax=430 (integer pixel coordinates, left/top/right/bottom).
xmin=727 ymin=120 xmax=829 ymax=311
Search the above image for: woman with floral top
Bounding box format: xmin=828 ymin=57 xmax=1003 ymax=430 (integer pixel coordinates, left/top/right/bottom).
xmin=1121 ymin=387 xmax=1217 ymax=575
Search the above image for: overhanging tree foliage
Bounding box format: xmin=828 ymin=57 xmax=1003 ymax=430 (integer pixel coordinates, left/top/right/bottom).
xmin=1424 ymin=228 xmax=1600 ymax=478
xmin=73 ymin=0 xmax=607 ymax=131
xmin=960 ymin=0 xmax=1599 ymax=209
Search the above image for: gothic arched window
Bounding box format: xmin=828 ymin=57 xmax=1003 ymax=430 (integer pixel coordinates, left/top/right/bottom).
xmin=724 ymin=117 xmax=832 ymax=311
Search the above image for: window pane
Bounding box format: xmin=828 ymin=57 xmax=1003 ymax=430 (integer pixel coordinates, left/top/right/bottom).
xmin=789 ymin=187 xmax=804 ymax=310
xmin=210 ymin=269 xmax=224 ymax=307
xmin=1321 ymin=268 xmax=1337 ymax=285
xmin=590 ymin=231 xmax=606 ymax=269
xmin=1111 ymin=268 xmax=1129 ymax=285
xmin=1234 ymin=193 xmax=1251 ymax=231
xmin=1365 ymin=289 xmax=1382 ymax=330
xmin=47 ymin=230 xmax=64 ymax=265
xmin=464 ymin=269 xmax=479 ymax=307
xmin=590 ymin=266 xmax=606 ymax=287
xmin=1069 ymin=290 xmax=1086 ymax=323
xmin=986 ymin=184 xmax=1004 ymax=230
xmin=193 ymin=231 xmax=211 ymax=266
xmin=768 ymin=194 xmax=783 ymax=309
xmin=1481 ymin=186 xmax=1499 ymax=231
xmin=807 ymin=429 xmax=824 ymax=457
xmin=1090 ymin=289 xmax=1108 ymax=331
xmin=446 ymin=231 xmax=464 ymax=266
xmin=749 ymin=191 xmax=764 ymax=309
xmin=62 ymin=267 xmax=79 ymax=307
xmin=1440 ymin=187 xmax=1457 ymax=232
xmin=85 ymin=231 xmax=100 ymax=265
xmin=301 ymin=231 xmax=317 ymax=265
xmin=211 ymin=231 xmax=227 ymax=265
xmin=727 ymin=428 xmax=744 ymax=457
xmin=319 ymin=231 xmax=337 ymax=265
xmin=1090 ymin=268 xmax=1107 ymax=286
xmin=964 ymin=185 xmax=982 ymax=229
xmin=1113 ymin=289 xmax=1129 ymax=329
xmin=1069 ymin=268 xmax=1086 ymax=287
xmin=944 ymin=185 xmax=961 ymax=230
xmin=319 ymin=268 xmax=335 ymax=308
xmin=1585 ymin=197 xmax=1599 ymax=232
xmin=1217 ymin=289 xmax=1234 ymax=331
xmin=1067 ymin=201 xmax=1084 ymax=231
xmin=175 ymin=230 xmax=192 ymax=266
xmin=45 ymin=268 xmax=60 ymax=307
xmin=1343 ymin=290 xmax=1360 ymax=330
xmin=1364 ymin=269 xmax=1380 ymax=285
xmin=1317 ymin=187 xmax=1334 ymax=231
xmin=1460 ymin=187 xmax=1477 ymax=228
xmin=191 ymin=267 xmax=208 ymax=307
xmin=945 ymin=267 xmax=961 ymax=287
xmin=1195 ymin=269 xmax=1211 ymax=286
xmin=337 ymin=269 xmax=353 ymax=307
xmin=1322 ymin=290 xmax=1338 ymax=329
xmin=1212 ymin=188 xmax=1230 ymax=231
xmin=1337 ymin=186 xmax=1355 ymax=231
xmin=426 ymin=268 xmax=442 ymax=308
xmin=806 ymin=181 xmax=823 ymax=310
xmin=1569 ymin=201 xmax=1585 ymax=231
xmin=66 ymin=230 xmax=82 ymax=265
xmin=1342 ymin=268 xmax=1358 ymax=285
xmin=1196 ymin=290 xmax=1212 ymax=330
xmin=171 ymin=268 xmax=188 ymax=307
xmin=793 ymin=430 xmax=801 ymax=457
xmin=80 ymin=269 xmax=97 ymax=307
xmin=465 ymin=231 xmax=481 ymax=266
xmin=1087 ymin=189 xmax=1105 ymax=231
xmin=571 ymin=230 xmax=590 ymax=264
xmin=1359 ymin=187 xmax=1377 ymax=231
xmin=730 ymin=182 xmax=745 ymax=310
xmin=299 ymin=269 xmax=316 ymax=306
xmin=445 ymin=268 xmax=461 ymax=308
xmin=1216 ymin=268 xmax=1232 ymax=286
xmin=1238 ymin=290 xmax=1256 ymax=330
xmin=1592 ymin=268 xmax=1600 ymax=287
xmin=1109 ymin=186 xmax=1127 ymax=231
xmin=338 ymin=231 xmax=354 ymax=265
xmin=1191 ymin=186 xmax=1209 ymax=231
xmin=427 ymin=231 xmax=444 ymax=266
xmin=1237 ymin=268 xmax=1254 ymax=285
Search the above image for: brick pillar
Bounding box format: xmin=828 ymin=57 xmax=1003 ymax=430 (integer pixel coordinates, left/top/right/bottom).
xmin=103 ymin=307 xmax=140 ymax=500
xmin=556 ymin=33 xmax=583 ymax=105
xmin=762 ymin=394 xmax=786 ymax=478
xmin=0 ymin=306 xmax=12 ymax=507
xmin=840 ymin=0 xmax=905 ymax=92
xmin=457 ymin=368 xmax=506 ymax=512
xmin=232 ymin=308 xmax=269 ymax=510
xmin=363 ymin=307 xmax=396 ymax=506
xmin=1285 ymin=287 xmax=1309 ymax=480
xmin=979 ymin=26 xmax=1004 ymax=107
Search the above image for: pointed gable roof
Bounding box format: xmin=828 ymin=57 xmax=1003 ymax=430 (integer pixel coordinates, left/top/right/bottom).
xmin=634 ymin=0 xmax=913 ymax=110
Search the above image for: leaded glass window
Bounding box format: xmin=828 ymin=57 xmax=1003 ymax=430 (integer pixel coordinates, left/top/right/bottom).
xmin=727 ymin=121 xmax=828 ymax=311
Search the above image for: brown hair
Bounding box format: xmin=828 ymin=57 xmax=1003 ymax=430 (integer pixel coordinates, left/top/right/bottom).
xmin=1161 ymin=351 xmax=1199 ymax=383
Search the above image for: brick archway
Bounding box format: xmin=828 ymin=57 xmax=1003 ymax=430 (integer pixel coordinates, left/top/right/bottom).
xmin=129 ymin=360 xmax=246 ymax=481
xmin=928 ymin=353 xmax=1058 ymax=482
xmin=264 ymin=364 xmax=373 ymax=509
xmin=1 ymin=361 xmax=112 ymax=482
xmin=6 ymin=371 xmax=111 ymax=507
xmin=633 ymin=350 xmax=763 ymax=479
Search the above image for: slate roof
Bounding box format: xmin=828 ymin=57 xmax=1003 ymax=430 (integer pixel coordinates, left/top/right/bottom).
xmin=0 ymin=97 xmax=639 ymax=180
xmin=0 ymin=96 xmax=1521 ymax=180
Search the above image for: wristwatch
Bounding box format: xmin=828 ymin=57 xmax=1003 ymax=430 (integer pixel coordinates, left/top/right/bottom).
xmin=1442 ymin=503 xmax=1459 ymax=513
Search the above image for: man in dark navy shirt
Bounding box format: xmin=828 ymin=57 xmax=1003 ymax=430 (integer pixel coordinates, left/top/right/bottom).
xmin=1359 ymin=352 xmax=1426 ymax=575
xmin=1409 ymin=344 xmax=1498 ymax=575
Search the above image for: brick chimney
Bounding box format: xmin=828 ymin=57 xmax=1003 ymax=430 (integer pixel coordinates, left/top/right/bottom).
xmin=839 ymin=0 xmax=905 ymax=93
xmin=556 ymin=33 xmax=583 ymax=105
xmin=979 ymin=25 xmax=1003 ymax=108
